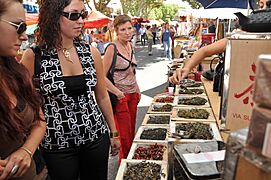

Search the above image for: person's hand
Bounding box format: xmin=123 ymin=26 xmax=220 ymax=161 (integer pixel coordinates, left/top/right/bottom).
xmin=0 ymin=159 xmax=8 ymax=178
xmin=117 ymin=92 xmax=125 ymax=99
xmin=0 ymin=148 xmax=32 ymax=180
xmin=110 ymin=137 xmax=120 ymax=156
xmin=169 ymin=67 xmax=190 ymax=85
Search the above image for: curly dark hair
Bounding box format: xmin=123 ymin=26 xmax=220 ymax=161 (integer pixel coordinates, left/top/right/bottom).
xmin=37 ymin=0 xmax=72 ymax=49
xmin=0 ymin=0 xmax=42 ymax=140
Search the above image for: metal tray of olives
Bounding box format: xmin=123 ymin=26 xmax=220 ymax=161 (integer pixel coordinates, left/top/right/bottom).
xmin=147 ymin=103 xmax=173 ymax=114
xmin=153 ymin=95 xmax=174 ymax=104
xmin=116 ymin=159 xmax=167 ymax=180
xmin=142 ymin=114 xmax=171 ymax=126
xmin=174 ymin=85 xmax=206 ymax=96
xmin=171 ymin=107 xmax=216 ymax=122
xmin=127 ymin=142 xmax=168 ymax=162
xmin=134 ymin=126 xmax=169 ymax=143
xmin=173 ymin=95 xmax=210 ymax=108
xmin=170 ymin=122 xmax=222 ymax=143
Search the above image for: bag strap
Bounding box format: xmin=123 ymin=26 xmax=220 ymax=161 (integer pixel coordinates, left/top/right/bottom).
xmin=104 ymin=43 xmax=117 ymax=75
xmin=30 ymin=46 xmax=41 ymax=78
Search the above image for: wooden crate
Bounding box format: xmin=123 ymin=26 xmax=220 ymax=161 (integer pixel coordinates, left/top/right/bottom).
xmin=116 ymin=159 xmax=168 ymax=180
xmin=142 ymin=114 xmax=171 ymax=126
xmin=173 ymin=95 xmax=210 ymax=108
xmin=171 ymin=107 xmax=216 ymax=122
xmin=147 ymin=103 xmax=173 ymax=114
xmin=127 ymin=142 xmax=168 ymax=162
xmin=170 ymin=121 xmax=222 ymax=143
xmin=134 ymin=126 xmax=169 ymax=143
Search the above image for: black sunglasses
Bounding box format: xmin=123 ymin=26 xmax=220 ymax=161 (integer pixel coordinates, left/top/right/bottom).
xmin=1 ymin=19 xmax=27 ymax=34
xmin=62 ymin=11 xmax=88 ymax=21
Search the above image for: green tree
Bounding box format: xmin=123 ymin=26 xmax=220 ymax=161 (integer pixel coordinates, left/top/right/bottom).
xmin=121 ymin=0 xmax=163 ymax=18
xmin=149 ymin=4 xmax=179 ymax=21
xmin=84 ymin=0 xmax=112 ymax=16
xmin=182 ymin=0 xmax=202 ymax=9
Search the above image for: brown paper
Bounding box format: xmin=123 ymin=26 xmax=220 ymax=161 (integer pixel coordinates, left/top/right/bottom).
xmin=247 ymin=106 xmax=271 ymax=153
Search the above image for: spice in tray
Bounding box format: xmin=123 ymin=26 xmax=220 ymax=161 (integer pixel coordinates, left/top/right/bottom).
xmin=177 ymin=109 xmax=210 ymax=119
xmin=147 ymin=115 xmax=170 ymax=124
xmin=124 ymin=162 xmax=162 ymax=180
xmin=133 ymin=143 xmax=166 ymax=160
xmin=140 ymin=128 xmax=167 ymax=140
xmin=179 ymin=86 xmax=204 ymax=95
xmin=155 ymin=96 xmax=174 ymax=103
xmin=152 ymin=104 xmax=173 ymax=112
xmin=180 ymin=81 xmax=202 ymax=87
xmin=178 ymin=97 xmax=207 ymax=105
xmin=176 ymin=122 xmax=213 ymax=139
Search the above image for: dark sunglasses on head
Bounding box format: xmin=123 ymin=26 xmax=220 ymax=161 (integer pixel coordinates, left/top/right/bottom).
xmin=62 ymin=11 xmax=88 ymax=21
xmin=1 ymin=19 xmax=27 ymax=34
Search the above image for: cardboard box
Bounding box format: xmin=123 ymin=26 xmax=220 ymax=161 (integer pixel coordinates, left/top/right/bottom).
xmin=222 ymin=33 xmax=271 ymax=132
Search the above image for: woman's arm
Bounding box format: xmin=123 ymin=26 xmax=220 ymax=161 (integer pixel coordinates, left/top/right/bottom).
xmin=91 ymin=46 xmax=120 ymax=155
xmin=0 ymin=113 xmax=46 ymax=180
xmin=169 ymin=38 xmax=228 ymax=84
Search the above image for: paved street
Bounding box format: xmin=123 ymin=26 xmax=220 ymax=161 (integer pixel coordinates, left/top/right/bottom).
xmin=108 ymin=43 xmax=171 ymax=180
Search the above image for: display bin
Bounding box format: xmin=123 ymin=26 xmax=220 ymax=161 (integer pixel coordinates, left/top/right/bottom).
xmin=142 ymin=114 xmax=171 ymax=126
xmin=116 ymin=159 xmax=168 ymax=180
xmin=170 ymin=121 xmax=222 ymax=143
xmin=171 ymin=107 xmax=216 ymax=122
xmin=174 ymin=85 xmax=206 ymax=96
xmin=147 ymin=103 xmax=173 ymax=114
xmin=173 ymin=95 xmax=210 ymax=108
xmin=127 ymin=142 xmax=168 ymax=162
xmin=134 ymin=126 xmax=169 ymax=143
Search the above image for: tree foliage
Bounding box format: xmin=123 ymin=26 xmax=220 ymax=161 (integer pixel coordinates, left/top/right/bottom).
xmin=121 ymin=0 xmax=163 ymax=19
xmin=149 ymin=4 xmax=179 ymax=21
xmin=84 ymin=0 xmax=112 ymax=16
xmin=182 ymin=0 xmax=202 ymax=9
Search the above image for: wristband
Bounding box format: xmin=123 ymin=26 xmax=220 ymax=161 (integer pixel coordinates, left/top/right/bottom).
xmin=20 ymin=147 xmax=33 ymax=158
xmin=110 ymin=131 xmax=119 ymax=138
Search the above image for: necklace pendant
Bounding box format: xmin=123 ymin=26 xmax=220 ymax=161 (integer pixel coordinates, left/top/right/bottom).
xmin=62 ymin=48 xmax=73 ymax=63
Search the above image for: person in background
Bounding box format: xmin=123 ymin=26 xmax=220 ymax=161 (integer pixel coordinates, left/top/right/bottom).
xmin=139 ymin=24 xmax=146 ymax=46
xmin=21 ymin=0 xmax=120 ymax=179
xmin=0 ymin=0 xmax=46 ymax=179
xmin=151 ymin=24 xmax=157 ymax=44
xmin=105 ymin=21 xmax=115 ymax=43
xmin=208 ymin=20 xmax=216 ymax=33
xmin=169 ymin=0 xmax=268 ymax=84
xmin=146 ymin=25 xmax=153 ymax=56
xmin=103 ymin=14 xmax=141 ymax=163
xmin=161 ymin=22 xmax=173 ymax=60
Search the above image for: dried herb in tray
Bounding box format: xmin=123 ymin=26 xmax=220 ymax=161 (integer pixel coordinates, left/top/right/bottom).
xmin=178 ymin=97 xmax=207 ymax=105
xmin=124 ymin=162 xmax=162 ymax=180
xmin=179 ymin=87 xmax=204 ymax=95
xmin=140 ymin=128 xmax=167 ymax=140
xmin=152 ymin=104 xmax=173 ymax=112
xmin=147 ymin=116 xmax=170 ymax=124
xmin=175 ymin=122 xmax=213 ymax=139
xmin=177 ymin=109 xmax=210 ymax=119
xmin=155 ymin=96 xmax=174 ymax=103
xmin=133 ymin=143 xmax=166 ymax=160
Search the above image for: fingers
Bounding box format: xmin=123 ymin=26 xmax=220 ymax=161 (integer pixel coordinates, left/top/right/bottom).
xmin=0 ymin=160 xmax=7 ymax=178
xmin=110 ymin=138 xmax=120 ymax=156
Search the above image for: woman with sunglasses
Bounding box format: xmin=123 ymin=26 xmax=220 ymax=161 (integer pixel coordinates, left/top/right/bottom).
xmin=21 ymin=0 xmax=119 ymax=179
xmin=103 ymin=15 xmax=141 ymax=163
xmin=0 ymin=0 xmax=46 ymax=180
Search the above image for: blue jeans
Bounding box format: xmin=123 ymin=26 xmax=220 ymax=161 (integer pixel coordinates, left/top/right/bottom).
xmin=163 ymin=38 xmax=172 ymax=60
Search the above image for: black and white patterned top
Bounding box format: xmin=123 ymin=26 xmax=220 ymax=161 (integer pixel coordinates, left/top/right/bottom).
xmin=38 ymin=42 xmax=108 ymax=150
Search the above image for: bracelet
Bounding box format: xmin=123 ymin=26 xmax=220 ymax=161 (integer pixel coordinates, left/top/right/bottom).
xmin=20 ymin=147 xmax=33 ymax=158
xmin=110 ymin=131 xmax=119 ymax=138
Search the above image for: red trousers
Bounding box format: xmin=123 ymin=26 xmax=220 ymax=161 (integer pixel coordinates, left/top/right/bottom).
xmin=114 ymin=93 xmax=140 ymax=162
